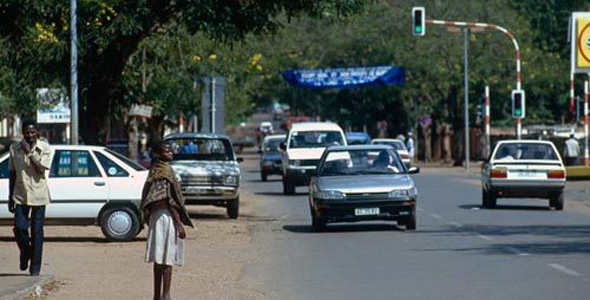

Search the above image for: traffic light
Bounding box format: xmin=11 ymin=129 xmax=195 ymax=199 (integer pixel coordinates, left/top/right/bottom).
xmin=412 ymin=7 xmax=425 ymax=36
xmin=512 ymin=90 xmax=525 ymax=118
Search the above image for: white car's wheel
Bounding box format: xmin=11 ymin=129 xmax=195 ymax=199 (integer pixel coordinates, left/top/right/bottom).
xmin=100 ymin=206 xmax=140 ymax=242
xmin=550 ymin=191 xmax=564 ymax=211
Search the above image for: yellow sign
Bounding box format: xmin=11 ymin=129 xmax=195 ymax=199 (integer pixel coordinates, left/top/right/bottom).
xmin=576 ymin=18 xmax=590 ymax=68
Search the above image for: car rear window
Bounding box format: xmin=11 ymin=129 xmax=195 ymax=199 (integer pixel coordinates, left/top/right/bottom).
xmin=493 ymin=143 xmax=558 ymax=161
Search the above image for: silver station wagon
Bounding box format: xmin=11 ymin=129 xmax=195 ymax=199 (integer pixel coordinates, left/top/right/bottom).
xmin=309 ymin=145 xmax=420 ymax=231
xmin=164 ymin=133 xmax=242 ymax=219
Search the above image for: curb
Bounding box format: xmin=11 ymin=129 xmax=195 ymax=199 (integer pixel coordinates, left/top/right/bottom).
xmin=0 ymin=275 xmax=54 ymax=300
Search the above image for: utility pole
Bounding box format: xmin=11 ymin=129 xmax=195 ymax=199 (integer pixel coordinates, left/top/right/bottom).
xmin=463 ymin=28 xmax=470 ymax=171
xmin=70 ymin=0 xmax=78 ymax=145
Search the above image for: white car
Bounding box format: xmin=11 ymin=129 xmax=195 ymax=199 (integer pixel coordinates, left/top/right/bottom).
xmin=280 ymin=122 xmax=347 ymax=195
xmin=481 ymin=140 xmax=566 ymax=210
xmin=370 ymin=138 xmax=411 ymax=166
xmin=0 ymin=145 xmax=148 ymax=241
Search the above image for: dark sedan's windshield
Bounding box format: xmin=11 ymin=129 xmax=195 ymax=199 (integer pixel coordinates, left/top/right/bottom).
xmin=166 ymin=138 xmax=234 ymax=161
xmin=319 ymin=149 xmax=406 ymax=176
xmin=263 ymin=138 xmax=283 ymax=151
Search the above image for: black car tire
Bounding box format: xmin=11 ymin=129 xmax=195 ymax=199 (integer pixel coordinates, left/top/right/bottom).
xmin=483 ymin=188 xmax=496 ymax=208
xmin=100 ymin=206 xmax=140 ymax=242
xmin=482 ymin=188 xmax=489 ymax=208
xmin=283 ymin=177 xmax=295 ymax=195
xmin=550 ymin=191 xmax=564 ymax=211
xmin=311 ymin=213 xmax=326 ymax=232
xmin=404 ymin=214 xmax=417 ymax=230
xmin=227 ymin=197 xmax=240 ymax=219
xmin=261 ymin=172 xmax=268 ymax=182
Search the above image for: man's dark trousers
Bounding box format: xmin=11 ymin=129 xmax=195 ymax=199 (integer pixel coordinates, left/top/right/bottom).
xmin=13 ymin=204 xmax=45 ymax=275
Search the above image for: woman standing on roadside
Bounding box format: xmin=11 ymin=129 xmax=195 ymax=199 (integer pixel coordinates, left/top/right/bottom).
xmin=140 ymin=141 xmax=193 ymax=300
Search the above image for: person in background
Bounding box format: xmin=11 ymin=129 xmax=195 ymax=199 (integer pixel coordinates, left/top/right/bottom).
xmin=140 ymin=141 xmax=193 ymax=300
xmin=8 ymin=120 xmax=51 ymax=276
xmin=564 ymin=133 xmax=580 ymax=166
xmin=406 ymin=131 xmax=415 ymax=162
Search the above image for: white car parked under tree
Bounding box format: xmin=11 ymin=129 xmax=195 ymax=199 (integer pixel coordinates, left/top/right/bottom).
xmin=0 ymin=145 xmax=148 ymax=241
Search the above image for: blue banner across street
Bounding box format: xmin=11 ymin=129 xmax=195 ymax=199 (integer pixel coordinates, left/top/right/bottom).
xmin=282 ymin=66 xmax=405 ymax=88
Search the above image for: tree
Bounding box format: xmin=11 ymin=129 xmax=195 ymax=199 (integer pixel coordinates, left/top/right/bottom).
xmin=0 ymin=0 xmax=365 ymax=144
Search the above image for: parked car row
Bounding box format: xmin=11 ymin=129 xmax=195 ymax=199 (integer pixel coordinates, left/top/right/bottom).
xmin=0 ymin=133 xmax=244 ymax=242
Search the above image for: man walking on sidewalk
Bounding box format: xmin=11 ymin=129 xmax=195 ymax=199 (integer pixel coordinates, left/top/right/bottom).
xmin=8 ymin=120 xmax=51 ymax=276
xmin=564 ymin=133 xmax=580 ymax=166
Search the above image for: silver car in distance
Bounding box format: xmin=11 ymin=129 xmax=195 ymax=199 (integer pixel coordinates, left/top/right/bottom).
xmin=309 ymin=145 xmax=420 ymax=232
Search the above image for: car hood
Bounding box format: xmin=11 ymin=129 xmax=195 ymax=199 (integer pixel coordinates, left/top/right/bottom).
xmin=286 ymin=148 xmax=327 ymax=160
xmin=169 ymin=160 xmax=241 ymax=177
xmin=316 ymin=175 xmax=413 ymax=193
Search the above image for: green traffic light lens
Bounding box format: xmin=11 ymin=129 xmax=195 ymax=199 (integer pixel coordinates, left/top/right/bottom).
xmin=415 ymin=26 xmax=423 ymax=33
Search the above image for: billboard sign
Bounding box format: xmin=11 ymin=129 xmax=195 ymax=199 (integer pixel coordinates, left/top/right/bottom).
xmin=571 ymin=12 xmax=590 ymax=73
xmin=36 ymin=88 xmax=71 ymax=124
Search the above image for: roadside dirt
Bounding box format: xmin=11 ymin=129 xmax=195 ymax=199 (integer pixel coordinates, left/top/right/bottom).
xmin=0 ymin=157 xmax=270 ymax=300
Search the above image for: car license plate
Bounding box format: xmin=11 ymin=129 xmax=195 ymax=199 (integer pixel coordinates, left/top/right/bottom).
xmin=355 ymin=207 xmax=380 ymax=216
xmin=185 ymin=187 xmax=207 ymax=194
xmin=515 ymin=171 xmax=545 ymax=179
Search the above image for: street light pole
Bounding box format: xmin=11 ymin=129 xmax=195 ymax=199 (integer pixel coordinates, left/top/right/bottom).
xmin=70 ymin=0 xmax=78 ymax=145
xmin=463 ymin=28 xmax=470 ymax=171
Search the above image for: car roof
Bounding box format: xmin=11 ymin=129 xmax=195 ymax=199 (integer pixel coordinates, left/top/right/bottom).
xmin=325 ymin=145 xmax=393 ymax=151
xmin=264 ymin=134 xmax=286 ymax=140
xmin=164 ymin=132 xmax=230 ymax=140
xmin=346 ymin=132 xmax=370 ymax=137
xmin=371 ymin=138 xmax=404 ymax=143
xmin=290 ymin=122 xmax=343 ymax=132
xmin=495 ymin=139 xmax=556 ymax=146
xmin=51 ymin=144 xmax=107 ymax=150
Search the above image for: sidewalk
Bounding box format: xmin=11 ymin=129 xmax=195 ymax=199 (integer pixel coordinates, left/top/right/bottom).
xmin=0 ymin=274 xmax=54 ymax=300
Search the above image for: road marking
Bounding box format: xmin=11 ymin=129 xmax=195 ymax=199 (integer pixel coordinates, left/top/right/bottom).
xmin=429 ymin=213 xmax=443 ymax=219
xmin=548 ymin=263 xmax=583 ymax=276
xmin=417 ymin=206 xmax=425 ymax=212
xmin=477 ymin=234 xmax=493 ymax=241
xmin=505 ymin=246 xmax=530 ymax=257
xmin=448 ymin=222 xmax=463 ymax=228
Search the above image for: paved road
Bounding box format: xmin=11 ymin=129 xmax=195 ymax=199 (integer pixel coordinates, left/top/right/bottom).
xmin=239 ymin=158 xmax=590 ymax=300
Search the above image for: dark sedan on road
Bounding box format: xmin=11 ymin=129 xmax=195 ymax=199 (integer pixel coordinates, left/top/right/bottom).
xmin=309 ymin=145 xmax=420 ymax=231
xmin=259 ymin=134 xmax=286 ymax=181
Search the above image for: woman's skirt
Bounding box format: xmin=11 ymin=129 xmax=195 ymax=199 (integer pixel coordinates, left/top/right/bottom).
xmin=145 ymin=208 xmax=185 ymax=266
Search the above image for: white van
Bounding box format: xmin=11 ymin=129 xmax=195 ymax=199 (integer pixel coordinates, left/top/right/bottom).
xmin=280 ymin=122 xmax=346 ymax=194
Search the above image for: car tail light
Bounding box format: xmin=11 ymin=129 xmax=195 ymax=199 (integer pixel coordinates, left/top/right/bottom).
xmin=547 ymin=170 xmax=565 ymax=179
xmin=490 ymin=168 xmax=507 ymax=178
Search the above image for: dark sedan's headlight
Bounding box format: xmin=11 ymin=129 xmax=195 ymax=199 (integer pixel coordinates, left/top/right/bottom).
xmin=225 ymin=175 xmax=239 ymax=186
xmin=289 ymin=159 xmax=302 ymax=167
xmin=315 ymin=190 xmax=345 ymax=200
xmin=388 ymin=187 xmax=417 ymax=198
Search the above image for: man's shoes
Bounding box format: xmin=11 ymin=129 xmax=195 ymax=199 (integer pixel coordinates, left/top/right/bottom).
xmin=19 ymin=251 xmax=29 ymax=271
xmin=30 ymin=272 xmax=40 ymax=276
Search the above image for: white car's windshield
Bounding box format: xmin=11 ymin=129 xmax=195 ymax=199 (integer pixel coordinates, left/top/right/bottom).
xmin=288 ymin=131 xmax=344 ymax=148
xmin=493 ymin=143 xmax=558 ymax=161
xmin=319 ymin=149 xmax=406 ymax=176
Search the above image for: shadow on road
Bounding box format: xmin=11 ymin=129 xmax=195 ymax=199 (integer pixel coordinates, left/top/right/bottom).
xmin=255 ymin=192 xmax=308 ymax=197
xmin=459 ymin=204 xmax=551 ymax=211
xmin=283 ymin=223 xmax=403 ymax=234
xmin=419 ymin=224 xmax=590 ymax=255
xmin=0 ymin=236 xmax=146 ymax=243
xmin=245 ymin=178 xmax=282 ymax=183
